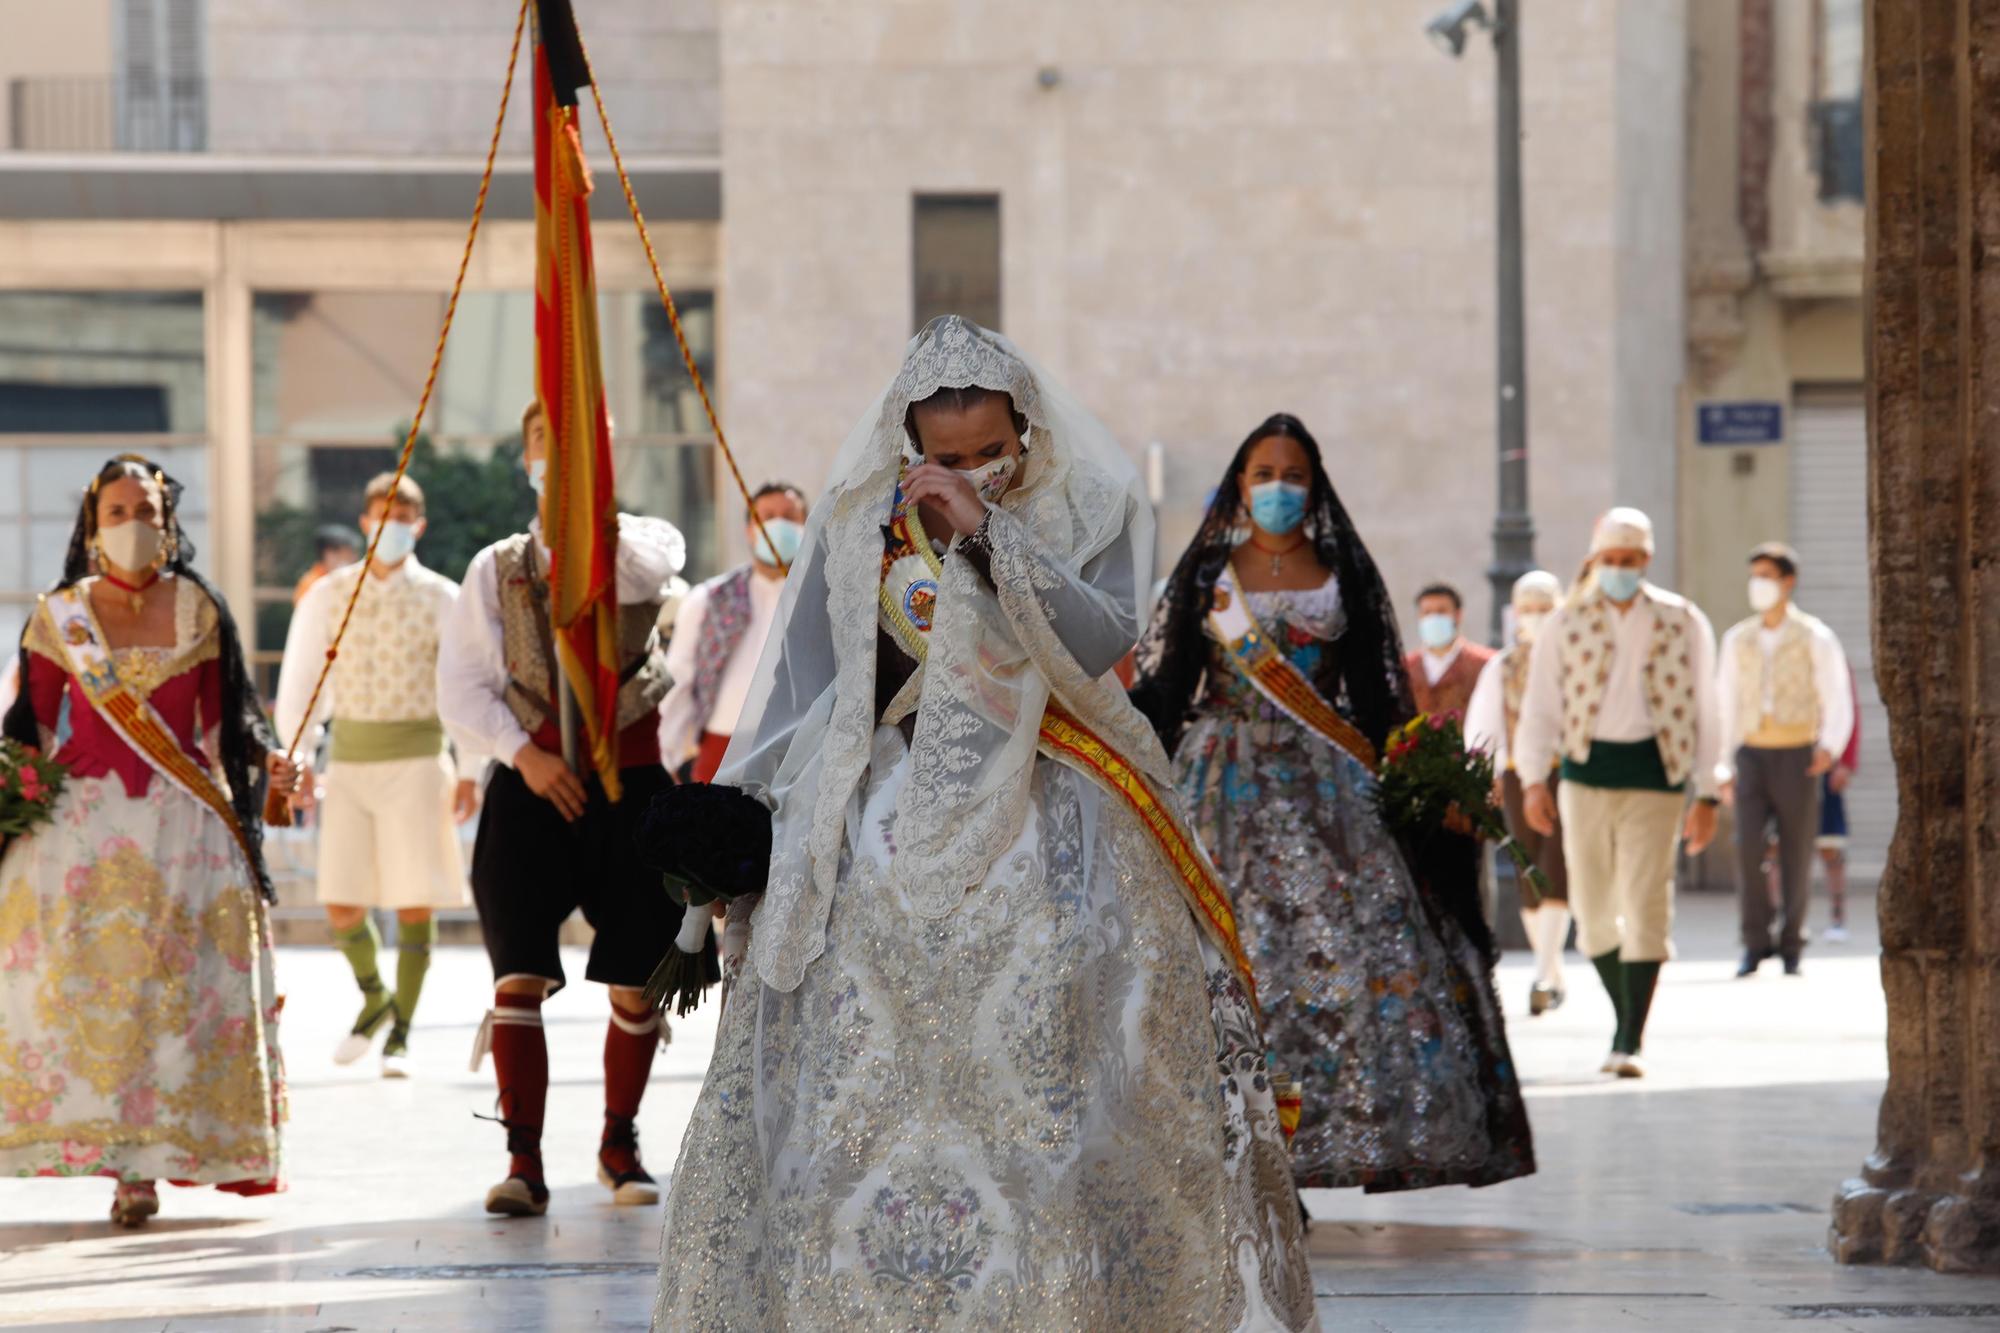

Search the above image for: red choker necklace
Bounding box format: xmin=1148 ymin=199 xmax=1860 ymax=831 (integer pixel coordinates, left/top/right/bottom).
xmin=101 ymin=569 xmax=160 ymax=614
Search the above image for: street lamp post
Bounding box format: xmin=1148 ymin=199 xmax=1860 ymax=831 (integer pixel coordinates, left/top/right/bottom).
xmin=1428 ymin=0 xmax=1536 ymax=645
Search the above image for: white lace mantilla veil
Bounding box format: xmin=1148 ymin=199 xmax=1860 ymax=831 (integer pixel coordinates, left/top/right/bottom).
xmin=716 ymin=315 xmax=1163 ymax=993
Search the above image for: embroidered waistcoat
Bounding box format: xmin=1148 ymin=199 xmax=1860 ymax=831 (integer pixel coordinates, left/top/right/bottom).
xmin=688 ymin=564 xmax=755 ymax=727
xmin=1731 ymin=607 xmax=1821 ymax=734
xmin=492 ymin=532 xmax=670 ymax=740
xmin=318 ymin=560 xmax=455 ymax=722
xmin=1557 ymin=587 xmax=1702 ymax=787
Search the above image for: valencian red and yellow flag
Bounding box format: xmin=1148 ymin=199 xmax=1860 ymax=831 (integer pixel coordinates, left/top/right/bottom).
xmin=532 ymin=0 xmax=623 ymax=799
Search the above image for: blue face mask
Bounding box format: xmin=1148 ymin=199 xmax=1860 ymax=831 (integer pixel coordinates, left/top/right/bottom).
xmin=1597 ymin=565 xmax=1645 ymax=602
xmin=752 ymin=517 xmax=805 ymax=568
xmin=527 ymin=458 xmax=547 ymax=497
xmin=1417 ymin=613 xmax=1459 ymax=650
xmin=1247 ymin=481 xmax=1309 ymax=536
xmin=369 ymin=518 xmax=419 ymax=565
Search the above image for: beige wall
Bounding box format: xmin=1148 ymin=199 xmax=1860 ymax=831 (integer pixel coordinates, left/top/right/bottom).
xmin=203 ymin=0 xmax=719 ymax=158
xmin=0 ymin=0 xmax=114 ymax=148
xmin=716 ymin=0 xmax=1694 ymax=634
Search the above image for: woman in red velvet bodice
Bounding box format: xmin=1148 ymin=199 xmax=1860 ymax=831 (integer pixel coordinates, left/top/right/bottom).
xmin=0 ymin=456 xmax=297 ymax=1229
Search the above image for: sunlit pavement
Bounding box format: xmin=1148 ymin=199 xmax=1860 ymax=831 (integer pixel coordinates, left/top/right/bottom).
xmin=5 ymin=889 xmax=2000 ymax=1331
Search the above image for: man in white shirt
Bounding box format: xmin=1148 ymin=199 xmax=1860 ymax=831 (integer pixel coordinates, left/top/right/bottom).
xmin=276 ymin=473 xmax=478 ymax=1078
xmin=1714 ymin=542 xmax=1854 ymax=978
xmin=1516 ymin=508 xmax=1721 ymax=1078
xmin=1465 ymin=569 xmax=1570 ymax=1016
xmin=658 ymin=482 xmax=807 ymax=783
xmin=435 ymin=401 xmax=698 ymax=1219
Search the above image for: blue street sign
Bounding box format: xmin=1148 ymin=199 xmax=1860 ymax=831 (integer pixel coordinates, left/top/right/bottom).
xmin=1697 ymin=401 xmax=1784 ymax=445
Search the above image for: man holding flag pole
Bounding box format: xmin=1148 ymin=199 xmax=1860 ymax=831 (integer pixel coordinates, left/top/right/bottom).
xmin=434 ymin=0 xmax=703 ymax=1218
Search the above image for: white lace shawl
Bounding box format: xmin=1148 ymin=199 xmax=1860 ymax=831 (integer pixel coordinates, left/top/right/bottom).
xmin=715 ymin=316 xmax=1165 ymax=992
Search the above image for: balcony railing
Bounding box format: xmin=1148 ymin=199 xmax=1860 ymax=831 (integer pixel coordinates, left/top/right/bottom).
xmin=6 ymin=74 xmax=717 ymax=159
xmin=9 ymin=76 xmax=207 ymax=152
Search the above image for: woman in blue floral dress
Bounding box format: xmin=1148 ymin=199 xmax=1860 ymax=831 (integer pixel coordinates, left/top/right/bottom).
xmin=1131 ymin=414 xmax=1533 ymax=1194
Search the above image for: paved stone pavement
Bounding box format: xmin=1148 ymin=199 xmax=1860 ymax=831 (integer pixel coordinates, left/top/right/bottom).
xmin=6 ymin=888 xmax=2000 ymax=1331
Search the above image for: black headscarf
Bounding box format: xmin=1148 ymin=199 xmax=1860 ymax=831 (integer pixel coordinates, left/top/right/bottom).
xmin=1129 ymin=415 xmax=1494 ymax=963
xmin=2 ymin=454 xmax=279 ymax=901
xmin=1130 ymin=412 xmax=1416 ymax=759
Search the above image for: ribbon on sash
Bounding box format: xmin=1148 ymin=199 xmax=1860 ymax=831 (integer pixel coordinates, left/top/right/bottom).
xmin=878 ymin=489 xmax=1260 ymax=1010
xmin=1207 ymin=561 xmax=1379 ymax=773
xmin=41 ymin=584 xmax=261 ymax=875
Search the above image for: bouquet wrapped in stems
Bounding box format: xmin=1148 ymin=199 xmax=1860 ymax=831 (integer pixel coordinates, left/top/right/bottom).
xmin=0 ymin=739 xmax=67 ymax=840
xmin=633 ymin=781 xmax=772 ymax=1016
xmin=1373 ymin=712 xmax=1549 ymax=907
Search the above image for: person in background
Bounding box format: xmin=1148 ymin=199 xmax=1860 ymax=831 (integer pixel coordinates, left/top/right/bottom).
xmin=293 ymin=523 xmax=362 ymax=606
xmin=1515 ymin=507 xmax=1722 ymax=1079
xmin=436 ymin=399 xmax=701 ymax=1218
xmin=1716 ymin=542 xmax=1854 ymax=977
xmin=1465 ymin=569 xmax=1571 ymax=1016
xmin=657 ymin=481 xmax=807 ymax=783
xmin=276 ymin=473 xmax=480 ymax=1078
xmin=1406 ymin=581 xmax=1494 ymax=718
xmin=1815 ymin=666 xmax=1862 ymax=942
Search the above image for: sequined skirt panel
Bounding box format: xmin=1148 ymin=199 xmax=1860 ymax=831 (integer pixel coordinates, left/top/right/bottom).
xmin=0 ymin=777 xmax=286 ymax=1188
xmin=1178 ymin=677 xmax=1533 ymax=1192
xmin=654 ymin=727 xmax=1318 ymax=1332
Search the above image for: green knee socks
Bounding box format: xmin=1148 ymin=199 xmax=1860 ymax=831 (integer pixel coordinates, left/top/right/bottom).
xmin=393 ymin=917 xmax=437 ymax=1042
xmin=1619 ymin=960 xmax=1662 ymax=1056
xmin=334 ymin=917 xmax=393 ymax=1035
xmin=1590 ymin=950 xmax=1628 ymax=1047
xmin=1591 ymin=949 xmax=1664 ymax=1055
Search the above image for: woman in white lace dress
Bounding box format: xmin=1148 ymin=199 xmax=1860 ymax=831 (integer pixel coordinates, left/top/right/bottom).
xmin=652 ymin=317 xmax=1317 ymax=1332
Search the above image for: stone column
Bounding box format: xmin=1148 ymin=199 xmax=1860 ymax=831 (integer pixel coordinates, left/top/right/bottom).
xmin=1828 ymin=0 xmax=2000 ymax=1275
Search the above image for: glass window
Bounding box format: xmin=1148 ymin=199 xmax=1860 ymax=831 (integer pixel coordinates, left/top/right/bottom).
xmin=0 ymin=292 xmax=205 ymax=433
xmin=0 ymin=440 xmax=211 ymax=665
xmin=0 ymin=290 xmax=208 ymax=673
xmin=913 ymin=195 xmax=1002 ymax=334
xmin=249 ymin=288 xmax=720 ymax=688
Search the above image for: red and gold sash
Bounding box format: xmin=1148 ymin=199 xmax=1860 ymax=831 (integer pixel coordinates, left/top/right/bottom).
xmin=41 ymin=584 xmax=259 ymax=874
xmin=1209 ymin=560 xmax=1378 ymax=773
xmin=878 ymin=491 xmax=1260 ymax=1009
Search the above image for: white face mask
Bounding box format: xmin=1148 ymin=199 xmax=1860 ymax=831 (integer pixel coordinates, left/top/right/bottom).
xmin=751 ymin=516 xmax=805 ymax=568
xmin=1515 ymin=610 xmax=1548 ymax=643
xmin=1748 ymin=576 xmax=1784 ymax=613
xmin=99 ymin=519 xmax=164 ymax=573
xmin=957 ymin=453 xmax=1019 ymax=503
xmin=369 ymin=518 xmax=419 ymax=565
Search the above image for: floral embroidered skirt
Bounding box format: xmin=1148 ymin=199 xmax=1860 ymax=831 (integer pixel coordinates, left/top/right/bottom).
xmin=654 ymin=727 xmax=1318 ymax=1332
xmin=1178 ymin=702 xmax=1534 ymax=1192
xmin=0 ymin=777 xmax=285 ymax=1190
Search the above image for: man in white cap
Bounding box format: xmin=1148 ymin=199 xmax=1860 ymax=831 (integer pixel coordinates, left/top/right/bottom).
xmin=1513 ymin=508 xmax=1722 ymax=1078
xmin=1466 ymin=569 xmax=1571 ymax=1017
xmin=1715 ymin=541 xmax=1853 ymax=978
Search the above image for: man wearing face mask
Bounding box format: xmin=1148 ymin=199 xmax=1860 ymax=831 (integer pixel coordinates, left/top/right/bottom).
xmin=1714 ymin=542 xmax=1853 ymax=978
xmin=436 ymin=399 xmax=699 ymax=1217
xmin=1465 ymin=570 xmax=1571 ymax=1015
xmin=1404 ymin=581 xmax=1494 ymax=718
xmin=276 ymin=473 xmax=479 ymax=1078
xmin=658 ymin=482 xmax=808 ymax=783
xmin=1513 ymin=508 xmax=1721 ymax=1078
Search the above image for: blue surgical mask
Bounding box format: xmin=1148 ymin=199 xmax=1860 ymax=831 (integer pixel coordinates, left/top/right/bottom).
xmin=369 ymin=519 xmax=419 ymax=565
xmin=1597 ymin=565 xmax=1644 ymax=602
xmin=1417 ymin=613 xmax=1459 ymax=650
xmin=752 ymin=517 xmax=805 ymax=568
xmin=1247 ymin=481 xmax=1309 ymax=536
xmin=527 ymin=458 xmax=547 ymax=497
